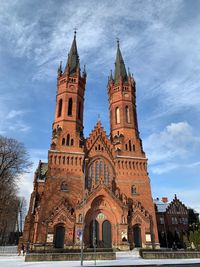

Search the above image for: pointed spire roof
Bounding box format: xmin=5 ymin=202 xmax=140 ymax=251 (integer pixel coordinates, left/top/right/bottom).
xmin=66 ymin=31 xmax=79 ymax=76
xmin=114 ymin=39 xmax=128 ymax=84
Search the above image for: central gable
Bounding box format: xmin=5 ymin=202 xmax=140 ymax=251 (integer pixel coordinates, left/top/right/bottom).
xmin=85 ymin=120 xmax=114 ymax=161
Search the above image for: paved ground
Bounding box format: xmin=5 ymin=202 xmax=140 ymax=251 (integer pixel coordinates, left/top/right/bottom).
xmin=1 ymin=252 xmax=200 ymax=267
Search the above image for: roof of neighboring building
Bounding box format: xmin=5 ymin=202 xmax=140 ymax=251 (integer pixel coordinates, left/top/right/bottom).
xmin=154 ymin=198 xmax=169 ymax=213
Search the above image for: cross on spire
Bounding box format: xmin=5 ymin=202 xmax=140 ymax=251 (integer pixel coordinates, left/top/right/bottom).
xmin=116 ymin=37 xmax=120 ymax=47
xmin=73 ymin=27 xmax=77 ymax=37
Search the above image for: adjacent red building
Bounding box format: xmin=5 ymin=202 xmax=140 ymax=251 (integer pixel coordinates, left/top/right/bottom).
xmin=22 ymin=32 xmax=159 ymax=250
xmin=154 ymin=195 xmax=190 ymax=248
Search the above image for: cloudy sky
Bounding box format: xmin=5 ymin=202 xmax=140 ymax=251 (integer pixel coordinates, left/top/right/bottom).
xmin=0 ymin=0 xmax=200 ymax=213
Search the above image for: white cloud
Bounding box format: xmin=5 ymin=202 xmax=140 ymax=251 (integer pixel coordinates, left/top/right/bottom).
xmin=7 ymin=109 xmax=24 ymax=119
xmin=0 ymin=96 xmax=30 ymax=135
xmin=144 ymin=122 xmax=200 ymax=173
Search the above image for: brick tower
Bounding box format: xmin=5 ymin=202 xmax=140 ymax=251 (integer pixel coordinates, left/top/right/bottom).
xmin=22 ymin=33 xmax=159 ymax=251
xmin=107 ymin=40 xmax=159 ymax=248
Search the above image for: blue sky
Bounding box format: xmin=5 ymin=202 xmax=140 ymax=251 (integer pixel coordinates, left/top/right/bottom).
xmin=0 ymin=0 xmax=200 ymax=213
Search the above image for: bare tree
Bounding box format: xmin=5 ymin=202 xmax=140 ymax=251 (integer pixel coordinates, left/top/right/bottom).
xmin=17 ymin=197 xmax=27 ymax=233
xmin=0 ymin=135 xmax=32 ymax=245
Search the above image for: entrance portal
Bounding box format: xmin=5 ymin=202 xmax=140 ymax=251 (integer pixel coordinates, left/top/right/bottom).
xmin=102 ymin=220 xmax=112 ymax=248
xmin=89 ymin=219 xmax=112 ymax=248
xmin=133 ymin=224 xmax=141 ymax=247
xmin=89 ymin=220 xmax=99 ymax=248
xmin=54 ymin=225 xmax=65 ymax=248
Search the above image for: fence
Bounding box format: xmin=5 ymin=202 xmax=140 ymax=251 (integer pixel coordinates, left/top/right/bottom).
xmin=0 ymin=246 xmax=18 ymax=255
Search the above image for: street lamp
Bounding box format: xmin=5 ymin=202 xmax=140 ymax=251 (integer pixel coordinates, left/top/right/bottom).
xmin=80 ymin=157 xmax=88 ymax=266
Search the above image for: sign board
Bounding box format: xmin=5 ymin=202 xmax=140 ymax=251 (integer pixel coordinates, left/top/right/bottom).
xmin=77 ymin=229 xmax=83 ymax=242
xmin=46 ymin=234 xmax=54 ymax=243
xmin=121 ymin=230 xmax=128 ymax=241
xmin=145 ymin=233 xmax=151 ymax=242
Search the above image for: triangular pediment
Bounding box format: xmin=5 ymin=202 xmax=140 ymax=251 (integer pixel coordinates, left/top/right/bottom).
xmin=131 ymin=201 xmax=150 ymax=223
xmin=78 ymin=183 xmax=126 ymax=212
xmin=45 ymin=198 xmax=75 ymax=225
xmin=86 ymin=120 xmax=114 ymax=160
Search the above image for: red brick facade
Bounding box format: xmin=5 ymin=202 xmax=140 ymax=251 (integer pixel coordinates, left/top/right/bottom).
xmin=22 ymin=33 xmax=159 ymax=250
xmin=154 ymin=195 xmax=189 ymax=248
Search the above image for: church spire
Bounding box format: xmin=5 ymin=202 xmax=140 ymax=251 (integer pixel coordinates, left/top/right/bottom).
xmin=65 ymin=31 xmax=79 ymax=76
xmin=114 ymin=39 xmax=128 ymax=84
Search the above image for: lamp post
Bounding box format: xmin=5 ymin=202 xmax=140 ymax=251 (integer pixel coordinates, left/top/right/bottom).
xmin=162 ymin=212 xmax=168 ymax=248
xmin=93 ymin=219 xmax=96 ymax=266
xmin=80 ymin=157 xmax=88 ymax=266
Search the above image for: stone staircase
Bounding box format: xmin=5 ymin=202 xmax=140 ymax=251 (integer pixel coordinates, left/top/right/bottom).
xmin=0 ymin=246 xmax=18 ymax=255
xmin=116 ymin=249 xmax=141 ymax=259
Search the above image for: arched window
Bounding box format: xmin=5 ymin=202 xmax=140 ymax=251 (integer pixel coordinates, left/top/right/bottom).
xmin=99 ymin=161 xmax=103 ymax=176
xmin=66 ymin=134 xmax=70 ymax=146
xmin=71 ymin=139 xmax=74 ymax=146
xmin=125 ymin=106 xmax=130 ymax=123
xmin=62 ymin=138 xmax=65 ymax=145
xmin=95 ymin=161 xmax=99 ymax=184
xmin=91 ymin=163 xmax=94 ymax=176
xmin=68 ymin=98 xmax=73 ymax=116
xmin=107 ymin=167 xmax=110 ymax=184
xmin=87 ymin=159 xmax=113 ymax=189
xmin=115 ymin=107 xmax=120 ymax=124
xmin=58 ymin=99 xmax=63 ymax=117
xmin=78 ymin=101 xmax=81 ymax=120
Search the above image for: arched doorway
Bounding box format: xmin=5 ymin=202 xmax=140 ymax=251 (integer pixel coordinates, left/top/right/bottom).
xmin=133 ymin=224 xmax=141 ymax=247
xmin=54 ymin=225 xmax=65 ymax=248
xmin=102 ymin=220 xmax=112 ymax=248
xmin=89 ymin=220 xmax=99 ymax=248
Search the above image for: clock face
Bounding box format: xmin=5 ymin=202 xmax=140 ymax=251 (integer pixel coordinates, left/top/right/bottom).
xmin=124 ymin=93 xmax=129 ymax=98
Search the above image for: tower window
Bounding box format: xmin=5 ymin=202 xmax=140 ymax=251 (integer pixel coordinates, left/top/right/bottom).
xmin=58 ymin=99 xmax=63 ymax=117
xmin=71 ymin=139 xmax=74 ymax=146
xmin=62 ymin=138 xmax=65 ymax=145
xmin=66 ymin=134 xmax=70 ymax=146
xmin=68 ymin=98 xmax=73 ymax=116
xmin=115 ymin=107 xmax=120 ymax=124
xmin=125 ymin=106 xmax=130 ymax=123
xmin=78 ymin=101 xmax=81 ymax=120
xmin=129 ymin=140 xmax=132 ymax=151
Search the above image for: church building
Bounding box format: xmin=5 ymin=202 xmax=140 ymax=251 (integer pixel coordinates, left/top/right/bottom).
xmin=22 ymin=32 xmax=159 ymax=250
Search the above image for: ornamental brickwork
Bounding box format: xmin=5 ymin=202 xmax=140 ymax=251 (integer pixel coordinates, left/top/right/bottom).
xmin=22 ymin=33 xmax=159 ymax=251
